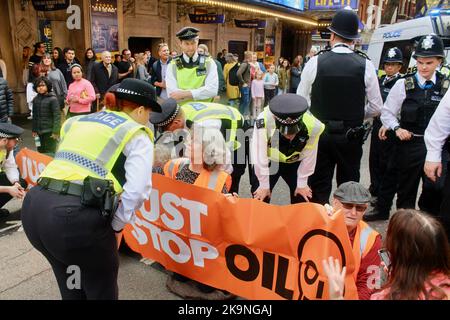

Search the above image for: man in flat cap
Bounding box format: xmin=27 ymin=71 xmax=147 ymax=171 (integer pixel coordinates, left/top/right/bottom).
xmin=150 ymin=98 xmax=246 ymax=193
xmin=165 ymin=27 xmax=218 ymax=105
xmin=297 ymin=8 xmax=382 ymax=205
xmin=327 ymin=181 xmax=382 ymax=300
xmin=251 ymin=94 xmax=324 ymax=203
xmin=0 ymin=123 xmax=27 ymax=216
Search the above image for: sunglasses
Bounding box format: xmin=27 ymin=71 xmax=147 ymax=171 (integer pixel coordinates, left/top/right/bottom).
xmin=341 ymin=203 xmax=368 ymax=212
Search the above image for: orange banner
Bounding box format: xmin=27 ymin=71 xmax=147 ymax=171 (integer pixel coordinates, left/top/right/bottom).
xmin=15 ymin=148 xmax=358 ymax=300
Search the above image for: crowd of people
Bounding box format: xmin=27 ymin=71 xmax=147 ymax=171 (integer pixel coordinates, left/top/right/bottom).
xmin=0 ymin=9 xmax=449 ymax=301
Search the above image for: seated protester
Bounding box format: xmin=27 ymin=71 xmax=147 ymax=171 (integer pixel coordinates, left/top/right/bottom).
xmin=32 ymin=77 xmax=61 ymax=155
xmin=152 ymin=143 xmax=172 ymax=175
xmin=325 ymin=181 xmax=382 ymax=300
xmin=163 ymin=125 xmax=234 ymax=300
xmin=0 ymin=123 xmax=28 ymax=216
xmin=324 ymin=209 xmax=450 ymax=300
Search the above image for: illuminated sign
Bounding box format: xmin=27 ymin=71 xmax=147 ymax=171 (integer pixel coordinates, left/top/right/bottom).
xmin=264 ymin=0 xmax=304 ymax=11
xmin=309 ymin=0 xmax=358 ymax=10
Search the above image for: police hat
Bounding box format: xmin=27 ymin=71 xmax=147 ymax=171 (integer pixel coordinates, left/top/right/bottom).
xmin=328 ymin=8 xmax=360 ymax=40
xmin=176 ymin=27 xmax=200 ymax=41
xmin=0 ymin=123 xmax=24 ymax=139
xmin=383 ymin=47 xmax=403 ymax=64
xmin=269 ymin=94 xmax=308 ymax=135
xmin=112 ymin=78 xmax=161 ymax=112
xmin=150 ymin=98 xmax=180 ymax=127
xmin=413 ymin=34 xmax=445 ymax=59
xmin=333 ymin=181 xmax=371 ymax=205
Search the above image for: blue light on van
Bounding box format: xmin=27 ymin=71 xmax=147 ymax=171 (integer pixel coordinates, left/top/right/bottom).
xmin=427 ymin=8 xmax=450 ymax=16
xmin=383 ymin=30 xmax=402 ymax=39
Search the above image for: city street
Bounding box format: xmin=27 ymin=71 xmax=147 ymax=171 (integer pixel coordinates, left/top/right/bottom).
xmin=0 ymin=115 xmax=388 ymax=300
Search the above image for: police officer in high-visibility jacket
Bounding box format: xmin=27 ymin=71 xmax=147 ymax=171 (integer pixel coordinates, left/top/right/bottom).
xmin=251 ymin=94 xmax=324 ymax=203
xmin=381 ymin=34 xmax=450 ymax=216
xmin=150 ymin=99 xmax=246 ymax=193
xmin=166 ymin=27 xmax=218 ymax=104
xmin=21 ymin=79 xmax=162 ymax=300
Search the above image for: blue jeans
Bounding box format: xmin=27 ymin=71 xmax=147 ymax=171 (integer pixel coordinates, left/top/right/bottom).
xmin=239 ymin=86 xmax=251 ymax=117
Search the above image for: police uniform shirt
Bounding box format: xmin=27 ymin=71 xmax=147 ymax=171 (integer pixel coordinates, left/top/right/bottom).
xmin=424 ymin=89 xmax=450 ymax=162
xmin=381 ymin=72 xmax=437 ymax=130
xmin=111 ymin=131 xmax=154 ymax=232
xmin=165 ymin=51 xmax=219 ymax=101
xmin=297 ymin=43 xmax=382 ymax=118
xmin=251 ymin=110 xmax=318 ymax=189
xmin=1 ymin=151 xmax=20 ymax=184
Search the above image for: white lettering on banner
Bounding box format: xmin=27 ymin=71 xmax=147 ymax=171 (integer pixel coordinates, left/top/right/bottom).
xmin=161 ymin=192 xmax=184 ymax=230
xmin=181 ymin=199 xmax=208 ymax=236
xmin=21 ymin=156 xmax=46 ymax=184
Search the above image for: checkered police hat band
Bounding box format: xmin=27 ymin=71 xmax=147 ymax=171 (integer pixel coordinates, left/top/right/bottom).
xmin=272 ymin=114 xmax=302 ymax=125
xmin=157 ymin=105 xmax=180 ymax=127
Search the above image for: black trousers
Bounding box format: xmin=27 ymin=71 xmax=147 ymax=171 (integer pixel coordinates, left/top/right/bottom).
xmin=21 ymin=186 xmax=119 ymax=300
xmin=369 ymin=117 xmax=383 ymax=197
xmin=0 ymin=173 xmax=27 ymax=208
xmin=230 ymin=145 xmax=247 ymax=194
xmin=38 ymin=132 xmax=58 ymax=155
xmin=440 ymin=159 xmax=450 ymax=240
xmin=250 ymin=161 xmax=306 ymax=204
xmin=396 ymin=138 xmax=446 ymax=215
xmin=308 ymin=133 xmax=363 ymax=205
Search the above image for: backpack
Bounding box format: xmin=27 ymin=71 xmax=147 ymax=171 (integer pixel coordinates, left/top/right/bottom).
xmin=228 ymin=63 xmax=240 ymax=86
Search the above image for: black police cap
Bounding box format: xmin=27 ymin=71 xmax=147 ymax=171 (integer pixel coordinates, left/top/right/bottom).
xmin=383 ymin=47 xmax=403 ymax=64
xmin=413 ymin=34 xmax=445 ymax=59
xmin=150 ymin=98 xmax=180 ymax=127
xmin=328 ymin=9 xmax=360 ymax=40
xmin=269 ymin=94 xmax=308 ymax=135
xmin=112 ymin=78 xmax=162 ymax=112
xmin=176 ymin=27 xmax=200 ymax=41
xmin=0 ymin=123 xmax=24 ymax=139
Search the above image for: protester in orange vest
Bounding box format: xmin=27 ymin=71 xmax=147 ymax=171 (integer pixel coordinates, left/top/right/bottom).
xmin=325 ymin=181 xmax=382 ymax=300
xmin=163 ymin=124 xmax=235 ymax=300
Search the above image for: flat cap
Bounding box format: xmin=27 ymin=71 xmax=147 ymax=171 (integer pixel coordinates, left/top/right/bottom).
xmin=111 ymin=78 xmax=162 ymax=112
xmin=176 ymin=27 xmax=200 ymax=40
xmin=150 ymin=98 xmax=180 ymax=127
xmin=269 ymin=94 xmax=308 ymax=135
xmin=0 ymin=123 xmax=24 ymax=139
xmin=333 ymin=181 xmax=371 ymax=204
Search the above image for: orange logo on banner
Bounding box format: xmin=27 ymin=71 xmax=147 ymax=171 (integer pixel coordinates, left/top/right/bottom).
xmin=16 ymin=149 xmax=359 ymax=300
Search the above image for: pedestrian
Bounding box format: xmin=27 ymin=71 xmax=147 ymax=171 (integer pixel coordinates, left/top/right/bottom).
xmin=151 ymin=43 xmax=171 ymax=100
xmin=116 ymin=49 xmax=134 ymax=82
xmin=26 ymin=64 xmax=43 ymax=120
xmin=41 ymin=53 xmax=68 ymax=111
xmin=31 ymin=76 xmax=61 ymax=155
xmin=28 ymin=42 xmax=46 ymax=75
xmin=52 ymin=47 xmax=64 ymax=69
xmin=22 ymin=46 xmax=32 ymax=87
xmin=66 ymin=64 xmax=96 ymax=117
xmin=251 ymin=94 xmax=324 ymax=204
xmin=170 ymin=50 xmax=178 ymax=59
xmin=113 ymin=54 xmax=121 ymax=68
xmin=21 ymin=78 xmax=162 ymax=300
xmin=381 ymin=34 xmax=448 ymax=216
xmin=263 ymin=64 xmax=278 ymax=106
xmin=365 ymin=47 xmax=403 ymax=221
xmin=324 ymin=209 xmax=450 ymax=300
xmin=0 ymin=123 xmax=27 ymax=217
xmin=297 ymin=8 xmax=382 ymax=204
xmin=252 ymin=52 xmax=266 ymax=73
xmin=90 ymin=51 xmax=119 ymax=112
xmin=277 ymin=59 xmax=290 ymax=95
xmin=198 ymin=44 xmax=225 ymax=97
xmin=150 ymin=99 xmax=246 ymax=194
xmin=57 ymin=47 xmax=81 ymax=87
xmin=237 ymin=51 xmax=253 ymax=119
xmin=0 ymin=76 xmax=14 ymax=124
xmin=84 ymin=48 xmax=97 ymax=81
xmin=135 ymin=53 xmax=150 ymax=82
xmin=251 ymin=70 xmax=264 ymax=118
xmin=289 ymin=57 xmax=302 ymax=94
xmin=222 ymin=53 xmax=240 ymax=108
xmin=166 ymin=27 xmax=218 ymax=105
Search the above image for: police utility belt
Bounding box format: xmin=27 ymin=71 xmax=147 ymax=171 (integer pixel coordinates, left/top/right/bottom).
xmin=38 ymin=176 xmax=118 ymax=219
xmin=324 ymin=120 xmax=372 ymax=142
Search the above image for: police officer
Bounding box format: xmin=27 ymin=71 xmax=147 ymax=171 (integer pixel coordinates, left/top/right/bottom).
xmin=424 ymin=89 xmax=450 ymax=239
xmin=381 ymin=34 xmax=449 ymax=216
xmin=165 ymin=27 xmax=218 ymax=104
xmin=150 ymin=98 xmax=246 ymax=193
xmin=365 ymin=47 xmax=404 ymax=221
xmin=251 ymin=94 xmax=324 ymax=204
xmin=0 ymin=123 xmax=27 ymax=216
xmin=21 ymin=79 xmax=161 ymax=300
xmin=297 ymin=8 xmax=382 ymax=205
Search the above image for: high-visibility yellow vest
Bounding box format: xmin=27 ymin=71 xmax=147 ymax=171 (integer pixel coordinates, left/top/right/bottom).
xmin=171 ymin=55 xmax=214 ymax=104
xmin=352 ymin=220 xmax=380 ymax=281
xmin=163 ymin=157 xmax=231 ymax=192
xmin=262 ymin=107 xmax=324 ymax=163
xmin=41 ymin=110 xmax=154 ymax=193
xmin=182 ymin=102 xmax=243 ymax=150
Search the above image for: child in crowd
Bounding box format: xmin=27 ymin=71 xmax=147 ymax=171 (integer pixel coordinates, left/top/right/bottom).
xmin=263 ymin=64 xmax=278 ymax=107
xmin=251 ymin=70 xmax=264 ymax=118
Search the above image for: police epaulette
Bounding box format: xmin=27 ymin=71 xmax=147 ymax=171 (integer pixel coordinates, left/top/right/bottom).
xmin=174 ymin=57 xmax=184 ymax=70
xmin=353 ymin=49 xmax=370 ymax=60
xmin=256 ymin=119 xmax=265 ymax=129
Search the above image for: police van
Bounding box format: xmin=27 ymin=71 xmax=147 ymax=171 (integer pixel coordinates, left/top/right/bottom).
xmin=367 ymin=10 xmax=450 ymax=72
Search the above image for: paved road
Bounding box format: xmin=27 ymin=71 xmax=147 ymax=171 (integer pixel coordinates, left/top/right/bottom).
xmin=0 ymin=115 xmax=389 ymax=300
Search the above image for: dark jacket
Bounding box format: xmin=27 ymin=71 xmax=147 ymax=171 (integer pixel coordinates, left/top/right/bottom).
xmin=57 ymin=58 xmax=81 ymax=87
xmin=289 ymin=66 xmax=302 ymax=93
xmin=237 ymin=61 xmax=251 ymax=87
xmin=32 ymin=92 xmax=61 ymax=135
xmin=151 ymin=58 xmax=171 ymax=96
xmin=0 ymin=78 xmax=14 ymax=121
xmin=90 ymin=61 xmax=118 ymax=95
